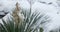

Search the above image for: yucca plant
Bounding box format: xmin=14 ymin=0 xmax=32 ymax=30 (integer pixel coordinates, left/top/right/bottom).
xmin=0 ymin=2 xmax=51 ymax=32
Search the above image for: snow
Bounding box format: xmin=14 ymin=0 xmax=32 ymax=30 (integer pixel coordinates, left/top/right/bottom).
xmin=0 ymin=12 xmax=5 ymax=15
xmin=0 ymin=0 xmax=60 ymax=32
xmin=32 ymin=2 xmax=59 ymax=15
xmin=0 ymin=0 xmax=30 ymax=24
xmin=38 ymin=0 xmax=57 ymax=4
xmin=32 ymin=1 xmax=60 ymax=32
xmin=43 ymin=14 xmax=60 ymax=32
xmin=0 ymin=0 xmax=30 ymax=12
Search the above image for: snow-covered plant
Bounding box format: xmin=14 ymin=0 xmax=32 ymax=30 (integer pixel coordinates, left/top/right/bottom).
xmin=0 ymin=2 xmax=51 ymax=32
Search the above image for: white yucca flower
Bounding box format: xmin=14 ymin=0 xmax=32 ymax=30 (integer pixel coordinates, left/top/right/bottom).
xmin=12 ymin=2 xmax=24 ymax=26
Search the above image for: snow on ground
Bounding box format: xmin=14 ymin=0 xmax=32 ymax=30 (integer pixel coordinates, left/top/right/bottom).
xmin=0 ymin=0 xmax=30 ymax=12
xmin=38 ymin=0 xmax=57 ymax=3
xmin=57 ymin=0 xmax=60 ymax=6
xmin=0 ymin=0 xmax=60 ymax=32
xmin=32 ymin=1 xmax=60 ymax=32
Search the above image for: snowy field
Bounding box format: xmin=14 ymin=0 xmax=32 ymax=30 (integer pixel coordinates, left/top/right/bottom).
xmin=0 ymin=0 xmax=60 ymax=32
